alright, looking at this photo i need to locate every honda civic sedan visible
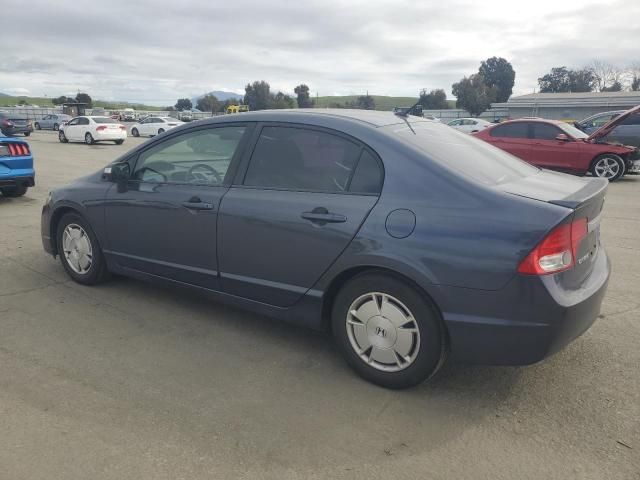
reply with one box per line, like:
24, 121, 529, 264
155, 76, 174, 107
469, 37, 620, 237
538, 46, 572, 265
42, 110, 610, 389
58, 116, 127, 145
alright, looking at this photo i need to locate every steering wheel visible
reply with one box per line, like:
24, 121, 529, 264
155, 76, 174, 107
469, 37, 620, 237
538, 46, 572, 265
188, 163, 223, 184
137, 166, 167, 183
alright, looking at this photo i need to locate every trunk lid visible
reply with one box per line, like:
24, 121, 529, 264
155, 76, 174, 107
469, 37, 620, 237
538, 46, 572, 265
496, 169, 606, 284
588, 104, 640, 142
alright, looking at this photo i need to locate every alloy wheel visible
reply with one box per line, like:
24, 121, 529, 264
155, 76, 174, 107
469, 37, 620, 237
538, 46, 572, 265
594, 157, 620, 178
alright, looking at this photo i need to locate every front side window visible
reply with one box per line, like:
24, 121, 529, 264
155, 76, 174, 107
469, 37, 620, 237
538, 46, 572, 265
490, 122, 529, 138
243, 126, 362, 192
532, 123, 562, 140
68, 118, 80, 126
132, 126, 247, 185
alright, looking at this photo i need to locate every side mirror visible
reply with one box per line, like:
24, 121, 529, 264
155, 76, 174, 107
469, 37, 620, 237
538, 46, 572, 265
555, 133, 570, 142
103, 162, 130, 182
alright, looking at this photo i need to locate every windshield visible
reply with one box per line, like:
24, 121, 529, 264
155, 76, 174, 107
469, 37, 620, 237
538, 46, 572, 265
557, 122, 589, 139
93, 117, 117, 124
389, 121, 539, 185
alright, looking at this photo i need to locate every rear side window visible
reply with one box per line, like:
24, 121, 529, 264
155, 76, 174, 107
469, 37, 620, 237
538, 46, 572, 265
490, 123, 529, 138
243, 126, 362, 192
532, 123, 561, 140
78, 117, 90, 125
349, 150, 382, 194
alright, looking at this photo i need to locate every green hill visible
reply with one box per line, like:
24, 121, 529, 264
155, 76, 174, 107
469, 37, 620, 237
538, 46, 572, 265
315, 95, 417, 111
0, 95, 163, 111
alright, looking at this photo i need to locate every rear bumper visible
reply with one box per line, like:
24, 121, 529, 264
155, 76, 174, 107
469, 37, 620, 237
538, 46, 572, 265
94, 131, 127, 141
442, 247, 610, 365
0, 169, 35, 188
1, 125, 33, 135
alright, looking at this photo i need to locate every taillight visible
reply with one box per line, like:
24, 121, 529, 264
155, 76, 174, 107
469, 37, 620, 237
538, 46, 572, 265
518, 218, 588, 275
96, 125, 107, 131
2, 143, 30, 156
119, 125, 126, 130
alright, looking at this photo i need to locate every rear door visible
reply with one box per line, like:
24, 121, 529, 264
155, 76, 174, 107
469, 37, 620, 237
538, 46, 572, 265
487, 122, 533, 161
530, 122, 584, 172
218, 124, 382, 307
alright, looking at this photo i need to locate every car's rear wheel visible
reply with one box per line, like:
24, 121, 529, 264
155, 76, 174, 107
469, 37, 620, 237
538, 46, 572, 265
158, 128, 165, 134
24, 131, 30, 137
1, 185, 27, 197
58, 131, 68, 143
53, 123, 59, 131
56, 213, 109, 285
34, 122, 41, 130
85, 133, 94, 145
114, 139, 124, 145
131, 128, 139, 137
331, 272, 446, 389
591, 154, 625, 182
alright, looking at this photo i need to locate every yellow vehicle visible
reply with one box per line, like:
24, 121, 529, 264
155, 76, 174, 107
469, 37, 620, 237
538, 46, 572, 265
226, 105, 249, 114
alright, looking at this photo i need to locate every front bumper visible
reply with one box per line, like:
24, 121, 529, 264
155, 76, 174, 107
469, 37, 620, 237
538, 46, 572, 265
442, 247, 610, 365
626, 159, 640, 174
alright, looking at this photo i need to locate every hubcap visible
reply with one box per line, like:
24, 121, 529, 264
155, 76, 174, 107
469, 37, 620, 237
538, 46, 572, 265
346, 292, 421, 372
62, 224, 93, 274
595, 157, 620, 178
85, 134, 92, 144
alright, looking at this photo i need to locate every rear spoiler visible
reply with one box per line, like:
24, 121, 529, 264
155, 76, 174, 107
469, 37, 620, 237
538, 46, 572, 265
548, 178, 608, 209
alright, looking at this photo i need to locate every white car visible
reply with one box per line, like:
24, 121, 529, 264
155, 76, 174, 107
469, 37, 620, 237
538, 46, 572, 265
130, 117, 184, 137
58, 116, 127, 145
447, 118, 493, 133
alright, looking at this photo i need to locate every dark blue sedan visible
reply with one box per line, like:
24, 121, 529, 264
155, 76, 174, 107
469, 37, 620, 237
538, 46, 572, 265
41, 110, 610, 388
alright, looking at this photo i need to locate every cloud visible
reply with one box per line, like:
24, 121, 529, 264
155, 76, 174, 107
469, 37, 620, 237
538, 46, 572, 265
0, 0, 636, 105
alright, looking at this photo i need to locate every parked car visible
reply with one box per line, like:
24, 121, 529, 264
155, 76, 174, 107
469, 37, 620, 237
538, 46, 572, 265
58, 116, 127, 145
120, 108, 136, 122
0, 134, 34, 197
42, 110, 610, 389
447, 117, 492, 133
130, 117, 184, 137
0, 111, 33, 137
34, 114, 71, 131
473, 109, 640, 181
574, 108, 640, 147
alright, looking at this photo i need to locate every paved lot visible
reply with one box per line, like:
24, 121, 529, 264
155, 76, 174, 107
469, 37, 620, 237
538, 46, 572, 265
1, 131, 639, 480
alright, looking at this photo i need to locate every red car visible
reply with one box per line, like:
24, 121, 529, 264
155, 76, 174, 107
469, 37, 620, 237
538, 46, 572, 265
474, 106, 640, 181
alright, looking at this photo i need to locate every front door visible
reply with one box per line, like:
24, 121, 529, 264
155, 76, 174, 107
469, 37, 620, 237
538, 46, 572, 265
103, 124, 250, 290
218, 125, 382, 307
530, 122, 584, 171
64, 117, 84, 141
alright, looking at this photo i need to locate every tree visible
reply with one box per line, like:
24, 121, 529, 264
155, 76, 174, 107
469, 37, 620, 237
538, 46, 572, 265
52, 95, 74, 105
590, 60, 624, 92
632, 76, 640, 91
452, 74, 497, 116
418, 89, 449, 109
601, 81, 623, 92
270, 91, 295, 109
478, 57, 515, 103
175, 98, 192, 111
196, 94, 221, 113
568, 68, 597, 92
294, 84, 314, 108
75, 92, 92, 107
538, 67, 571, 93
244, 80, 272, 111
355, 94, 375, 110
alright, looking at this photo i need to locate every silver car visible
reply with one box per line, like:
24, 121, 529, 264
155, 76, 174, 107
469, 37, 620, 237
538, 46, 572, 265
34, 114, 72, 131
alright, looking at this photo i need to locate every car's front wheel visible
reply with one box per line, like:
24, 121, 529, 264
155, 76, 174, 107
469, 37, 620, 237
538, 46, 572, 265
1, 185, 27, 197
58, 130, 68, 143
591, 154, 625, 182
331, 272, 446, 389
131, 128, 139, 137
56, 213, 109, 285
53, 123, 59, 131
34, 122, 41, 130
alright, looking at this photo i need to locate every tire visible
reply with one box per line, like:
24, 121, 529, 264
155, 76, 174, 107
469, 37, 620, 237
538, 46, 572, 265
56, 212, 109, 285
114, 139, 124, 145
24, 131, 30, 137
85, 132, 94, 145
590, 154, 625, 182
58, 130, 68, 143
131, 128, 139, 137
1, 185, 27, 197
34, 122, 41, 130
53, 123, 59, 131
331, 272, 446, 389
157, 128, 165, 135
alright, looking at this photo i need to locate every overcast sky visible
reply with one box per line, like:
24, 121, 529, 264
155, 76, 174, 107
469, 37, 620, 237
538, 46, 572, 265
1, 0, 638, 105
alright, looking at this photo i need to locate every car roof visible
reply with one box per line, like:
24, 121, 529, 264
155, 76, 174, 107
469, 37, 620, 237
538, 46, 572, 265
199, 109, 434, 128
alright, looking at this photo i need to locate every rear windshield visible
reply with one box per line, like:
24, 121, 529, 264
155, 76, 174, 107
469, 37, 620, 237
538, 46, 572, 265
92, 117, 117, 124
389, 121, 539, 185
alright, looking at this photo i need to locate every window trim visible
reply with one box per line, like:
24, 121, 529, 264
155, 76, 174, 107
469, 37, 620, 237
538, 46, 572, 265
126, 122, 253, 188
232, 121, 384, 196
